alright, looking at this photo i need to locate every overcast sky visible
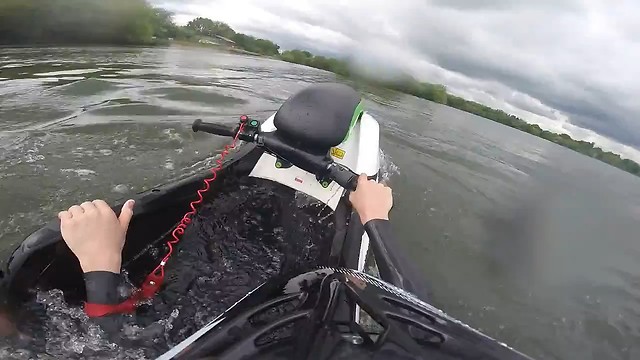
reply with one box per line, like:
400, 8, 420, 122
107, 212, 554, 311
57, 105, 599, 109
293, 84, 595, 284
151, 0, 640, 161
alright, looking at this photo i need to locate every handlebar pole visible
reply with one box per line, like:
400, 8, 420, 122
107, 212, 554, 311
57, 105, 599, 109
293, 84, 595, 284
192, 119, 359, 191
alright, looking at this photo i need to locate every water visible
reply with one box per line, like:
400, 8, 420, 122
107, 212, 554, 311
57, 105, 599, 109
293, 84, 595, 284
1, 46, 639, 359
5, 177, 338, 359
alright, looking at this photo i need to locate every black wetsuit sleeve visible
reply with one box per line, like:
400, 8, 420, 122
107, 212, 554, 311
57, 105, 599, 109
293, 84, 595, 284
364, 219, 427, 300
84, 271, 124, 335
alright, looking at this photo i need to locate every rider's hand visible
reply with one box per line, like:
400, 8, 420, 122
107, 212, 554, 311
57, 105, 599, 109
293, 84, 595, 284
349, 174, 393, 225
58, 199, 134, 273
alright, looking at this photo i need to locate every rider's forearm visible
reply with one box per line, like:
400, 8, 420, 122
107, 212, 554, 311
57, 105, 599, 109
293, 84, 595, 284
84, 271, 125, 334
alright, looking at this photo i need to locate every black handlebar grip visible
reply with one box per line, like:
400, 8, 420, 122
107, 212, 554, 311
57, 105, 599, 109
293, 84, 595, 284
329, 164, 358, 191
192, 119, 236, 137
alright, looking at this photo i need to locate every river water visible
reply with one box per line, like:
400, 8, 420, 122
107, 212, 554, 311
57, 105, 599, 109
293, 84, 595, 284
1, 46, 639, 359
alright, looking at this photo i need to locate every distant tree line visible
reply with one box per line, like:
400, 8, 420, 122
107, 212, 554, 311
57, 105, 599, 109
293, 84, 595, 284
184, 17, 280, 56
1, 0, 638, 176
0, 0, 170, 45
279, 50, 351, 77
441, 95, 640, 175
0, 0, 281, 53
280, 52, 640, 176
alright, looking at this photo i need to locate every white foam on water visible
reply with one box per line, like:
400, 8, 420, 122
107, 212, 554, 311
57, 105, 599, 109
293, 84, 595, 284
36, 77, 61, 83
34, 290, 122, 358
1, 289, 189, 359
162, 128, 183, 143
58, 76, 86, 81
379, 150, 399, 183
61, 168, 97, 177
112, 184, 129, 194
0, 348, 33, 360
22, 140, 45, 164
33, 69, 101, 77
0, 64, 24, 69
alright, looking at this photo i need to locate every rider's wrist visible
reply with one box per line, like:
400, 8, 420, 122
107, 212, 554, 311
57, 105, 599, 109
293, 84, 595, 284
80, 253, 122, 274
359, 212, 389, 225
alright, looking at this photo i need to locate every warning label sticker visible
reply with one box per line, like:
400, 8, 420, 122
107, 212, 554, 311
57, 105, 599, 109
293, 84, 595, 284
330, 147, 345, 159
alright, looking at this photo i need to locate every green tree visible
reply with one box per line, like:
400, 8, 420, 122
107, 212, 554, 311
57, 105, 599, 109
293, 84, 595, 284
431, 85, 448, 104
152, 8, 177, 38
280, 50, 313, 65
279, 50, 351, 76
210, 21, 236, 39
253, 38, 280, 55
186, 17, 216, 36
174, 26, 197, 40
184, 17, 279, 55
0, 0, 167, 45
186, 18, 236, 39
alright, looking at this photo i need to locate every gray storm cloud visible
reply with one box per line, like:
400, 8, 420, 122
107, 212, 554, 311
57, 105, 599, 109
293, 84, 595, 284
152, 0, 640, 157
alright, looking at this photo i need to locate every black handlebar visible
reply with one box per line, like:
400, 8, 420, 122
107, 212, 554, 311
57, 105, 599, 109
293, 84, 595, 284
191, 119, 359, 191
192, 119, 236, 137
327, 164, 358, 191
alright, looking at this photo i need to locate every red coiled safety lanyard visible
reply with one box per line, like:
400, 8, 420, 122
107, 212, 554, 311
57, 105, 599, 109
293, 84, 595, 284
85, 119, 247, 318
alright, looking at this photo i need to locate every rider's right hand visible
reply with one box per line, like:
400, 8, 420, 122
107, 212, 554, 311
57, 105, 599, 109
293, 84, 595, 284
349, 174, 393, 225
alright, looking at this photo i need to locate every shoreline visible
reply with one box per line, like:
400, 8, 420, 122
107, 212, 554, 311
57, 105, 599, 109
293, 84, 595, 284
2, 42, 637, 177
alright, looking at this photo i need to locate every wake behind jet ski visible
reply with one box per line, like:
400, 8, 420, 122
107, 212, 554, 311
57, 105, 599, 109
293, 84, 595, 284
0, 83, 532, 359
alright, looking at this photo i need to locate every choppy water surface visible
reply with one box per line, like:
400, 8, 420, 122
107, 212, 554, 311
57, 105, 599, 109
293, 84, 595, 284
1, 46, 639, 359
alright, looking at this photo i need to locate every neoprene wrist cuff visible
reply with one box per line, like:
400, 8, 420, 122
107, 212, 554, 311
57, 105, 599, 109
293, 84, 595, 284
84, 271, 120, 305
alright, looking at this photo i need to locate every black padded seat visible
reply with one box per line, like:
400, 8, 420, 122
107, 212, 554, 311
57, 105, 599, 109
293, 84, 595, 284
274, 83, 363, 152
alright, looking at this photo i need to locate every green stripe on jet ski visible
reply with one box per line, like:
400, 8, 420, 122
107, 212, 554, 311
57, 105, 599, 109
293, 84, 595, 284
343, 100, 364, 142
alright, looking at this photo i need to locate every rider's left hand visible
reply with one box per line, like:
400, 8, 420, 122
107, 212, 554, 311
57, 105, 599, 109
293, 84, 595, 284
58, 199, 134, 273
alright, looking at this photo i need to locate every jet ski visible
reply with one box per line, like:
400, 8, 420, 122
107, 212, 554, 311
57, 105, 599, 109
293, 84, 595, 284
0, 83, 532, 359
